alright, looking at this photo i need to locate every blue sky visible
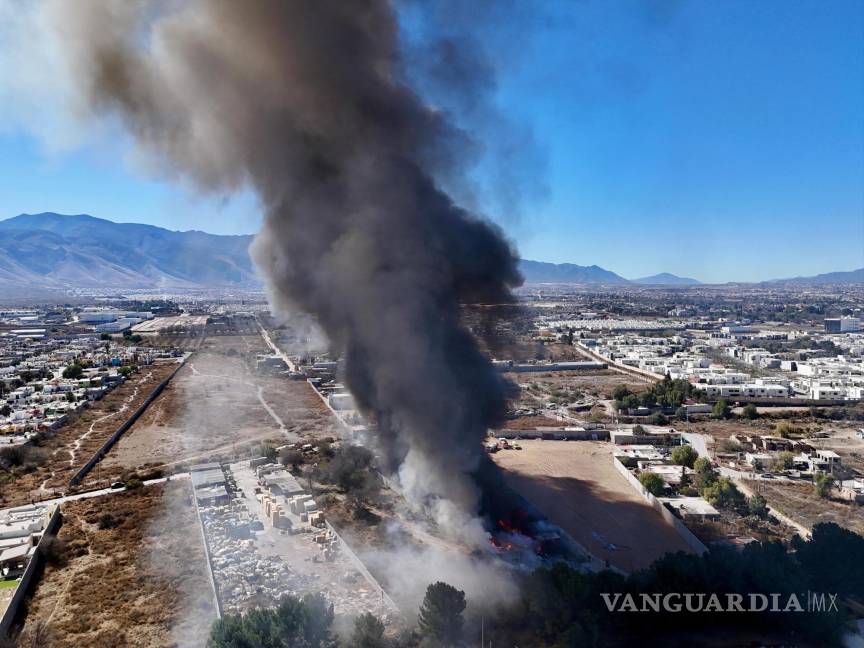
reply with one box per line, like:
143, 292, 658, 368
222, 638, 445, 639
0, 0, 862, 282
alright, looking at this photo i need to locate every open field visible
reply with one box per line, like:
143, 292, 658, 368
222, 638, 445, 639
745, 480, 864, 537
18, 482, 216, 648
493, 440, 694, 572
102, 345, 334, 473
0, 362, 179, 507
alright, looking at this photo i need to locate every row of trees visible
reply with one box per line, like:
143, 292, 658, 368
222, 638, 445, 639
613, 375, 706, 412
208, 522, 863, 647
208, 582, 467, 648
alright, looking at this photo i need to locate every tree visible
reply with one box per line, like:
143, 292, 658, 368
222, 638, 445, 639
418, 582, 466, 646
650, 413, 669, 426
639, 391, 657, 408
208, 594, 333, 648
351, 612, 387, 648
814, 473, 834, 499
612, 385, 631, 402
743, 403, 759, 420
702, 477, 745, 511
675, 406, 688, 421
62, 363, 84, 380
747, 494, 769, 518
638, 472, 666, 496
692, 457, 717, 490
713, 399, 730, 419
671, 445, 698, 468
773, 451, 795, 471
0, 404, 10, 417
280, 448, 304, 471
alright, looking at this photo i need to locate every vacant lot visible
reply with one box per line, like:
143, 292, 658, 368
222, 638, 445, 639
103, 347, 334, 472
493, 441, 694, 572
0, 362, 179, 507
19, 482, 216, 648
746, 480, 864, 537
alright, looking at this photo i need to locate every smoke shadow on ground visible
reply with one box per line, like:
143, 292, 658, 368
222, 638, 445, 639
497, 471, 697, 573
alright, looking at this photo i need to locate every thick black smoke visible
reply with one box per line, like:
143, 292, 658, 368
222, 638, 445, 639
51, 0, 522, 535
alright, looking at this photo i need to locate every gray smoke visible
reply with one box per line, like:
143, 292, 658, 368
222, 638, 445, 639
48, 0, 522, 535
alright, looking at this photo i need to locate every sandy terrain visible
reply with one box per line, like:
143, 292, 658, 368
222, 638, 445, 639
493, 440, 695, 572
103, 349, 334, 472
18, 482, 216, 648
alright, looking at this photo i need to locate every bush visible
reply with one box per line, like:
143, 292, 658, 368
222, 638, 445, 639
747, 494, 769, 518
280, 448, 304, 471
41, 537, 68, 567
638, 472, 666, 496
98, 513, 119, 530
649, 413, 668, 426
125, 478, 144, 491
775, 421, 801, 439
322, 445, 376, 493
743, 403, 759, 419
670, 445, 698, 468
62, 363, 84, 380
713, 399, 731, 419
814, 473, 834, 499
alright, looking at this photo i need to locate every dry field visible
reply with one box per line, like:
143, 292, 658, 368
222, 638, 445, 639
18, 482, 216, 648
493, 440, 694, 572
102, 346, 334, 473
511, 369, 650, 402
0, 362, 179, 507
501, 415, 567, 430
745, 480, 864, 537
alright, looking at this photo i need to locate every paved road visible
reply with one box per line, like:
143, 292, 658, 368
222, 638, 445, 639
681, 432, 710, 459
1, 473, 190, 514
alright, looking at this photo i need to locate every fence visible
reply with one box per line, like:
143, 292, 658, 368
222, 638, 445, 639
68, 360, 186, 487
0, 505, 62, 638
188, 481, 223, 620
612, 456, 709, 556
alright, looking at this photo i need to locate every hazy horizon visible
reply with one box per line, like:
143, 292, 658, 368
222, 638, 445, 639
0, 1, 862, 283
2, 210, 861, 285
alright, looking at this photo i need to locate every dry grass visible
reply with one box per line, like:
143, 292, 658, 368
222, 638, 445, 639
19, 482, 216, 648
0, 363, 179, 507
745, 479, 864, 537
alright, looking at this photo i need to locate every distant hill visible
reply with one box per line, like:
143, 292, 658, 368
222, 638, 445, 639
0, 212, 259, 290
767, 268, 864, 284
518, 260, 629, 284
632, 272, 702, 285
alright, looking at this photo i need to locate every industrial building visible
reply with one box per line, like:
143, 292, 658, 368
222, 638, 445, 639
824, 317, 861, 333
191, 463, 230, 506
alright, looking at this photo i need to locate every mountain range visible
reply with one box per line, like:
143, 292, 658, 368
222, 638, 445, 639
0, 213, 860, 291
0, 212, 258, 290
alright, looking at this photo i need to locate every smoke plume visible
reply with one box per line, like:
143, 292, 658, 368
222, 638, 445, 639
48, 0, 522, 534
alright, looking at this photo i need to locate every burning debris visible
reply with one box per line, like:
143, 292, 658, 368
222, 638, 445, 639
47, 0, 523, 542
